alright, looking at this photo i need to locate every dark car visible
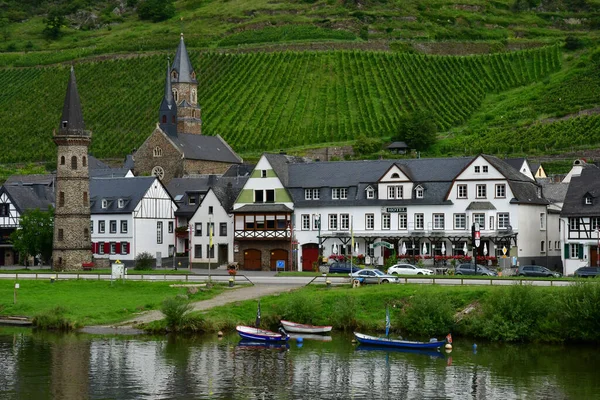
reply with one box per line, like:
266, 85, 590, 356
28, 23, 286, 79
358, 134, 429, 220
328, 262, 362, 274
455, 263, 497, 276
517, 265, 561, 278
573, 266, 600, 278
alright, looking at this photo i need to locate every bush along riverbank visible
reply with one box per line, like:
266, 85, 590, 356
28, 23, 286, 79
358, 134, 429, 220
146, 282, 600, 343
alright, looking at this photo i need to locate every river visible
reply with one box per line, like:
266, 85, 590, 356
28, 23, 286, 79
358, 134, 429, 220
0, 328, 597, 399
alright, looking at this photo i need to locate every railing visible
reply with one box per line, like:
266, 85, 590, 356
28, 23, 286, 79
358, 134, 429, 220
0, 273, 254, 285
234, 230, 290, 239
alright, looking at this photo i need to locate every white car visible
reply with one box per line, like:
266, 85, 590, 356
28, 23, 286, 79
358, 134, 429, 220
387, 263, 433, 275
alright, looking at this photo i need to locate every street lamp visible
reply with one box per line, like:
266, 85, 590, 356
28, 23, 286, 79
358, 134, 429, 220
313, 214, 322, 260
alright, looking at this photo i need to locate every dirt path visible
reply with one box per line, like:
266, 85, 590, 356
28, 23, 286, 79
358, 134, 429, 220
80, 283, 304, 335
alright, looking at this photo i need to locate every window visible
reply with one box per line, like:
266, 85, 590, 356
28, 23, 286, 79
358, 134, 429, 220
366, 214, 374, 230
366, 187, 374, 199
98, 242, 105, 255
121, 242, 128, 255
254, 190, 274, 203
90, 220, 93, 234
415, 214, 424, 230
301, 214, 310, 230
332, 188, 348, 200
172, 88, 179, 102
541, 241, 545, 252
59, 192, 65, 207
304, 189, 320, 200
101, 199, 108, 209
153, 146, 162, 157
261, 170, 267, 178
388, 186, 403, 199
497, 213, 510, 229
329, 214, 338, 230
495, 184, 506, 198
83, 156, 87, 167
569, 244, 579, 259
266, 190, 275, 202
0, 203, 8, 216
110, 220, 117, 234
457, 185, 467, 199
110, 242, 116, 254
83, 192, 88, 206
540, 213, 546, 230
60, 156, 65, 165
195, 223, 202, 236
58, 229, 64, 241
387, 186, 395, 199
157, 221, 163, 244
473, 213, 485, 230
188, 195, 196, 206
168, 221, 174, 233
382, 213, 391, 230
71, 156, 77, 170
489, 216, 494, 230
206, 244, 214, 258
120, 220, 128, 233
592, 217, 600, 230
476, 184, 487, 199
191, 89, 197, 104
195, 245, 202, 258
399, 213, 407, 230
220, 222, 227, 236
433, 213, 445, 230
254, 190, 264, 203
99, 220, 105, 233
585, 197, 592, 205
474, 166, 480, 173
568, 217, 580, 231
118, 199, 125, 208
483, 166, 488, 173
454, 214, 466, 230
415, 186, 424, 199
209, 206, 213, 215
340, 214, 350, 230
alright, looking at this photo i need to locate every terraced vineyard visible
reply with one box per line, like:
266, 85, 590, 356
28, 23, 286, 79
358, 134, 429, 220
0, 46, 560, 163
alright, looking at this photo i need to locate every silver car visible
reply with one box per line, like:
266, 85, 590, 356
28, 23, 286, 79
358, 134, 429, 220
387, 263, 433, 275
349, 269, 399, 284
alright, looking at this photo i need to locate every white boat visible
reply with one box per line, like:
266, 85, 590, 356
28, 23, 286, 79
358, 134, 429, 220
280, 320, 333, 334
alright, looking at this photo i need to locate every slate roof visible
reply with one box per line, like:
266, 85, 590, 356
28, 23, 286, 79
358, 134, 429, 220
90, 176, 156, 214
466, 201, 497, 210
561, 165, 600, 217
4, 174, 54, 186
159, 60, 177, 137
90, 168, 130, 178
503, 158, 526, 172
172, 34, 197, 84
482, 155, 547, 205
223, 163, 255, 178
386, 141, 409, 149
58, 66, 88, 136
1, 185, 54, 213
88, 155, 111, 170
537, 178, 569, 204
264, 153, 308, 187
123, 154, 135, 171
172, 133, 242, 164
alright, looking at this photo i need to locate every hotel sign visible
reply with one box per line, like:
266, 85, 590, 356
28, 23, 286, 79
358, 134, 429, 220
385, 207, 407, 213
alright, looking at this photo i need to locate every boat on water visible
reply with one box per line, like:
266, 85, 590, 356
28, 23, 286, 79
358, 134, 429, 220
280, 320, 333, 334
236, 325, 290, 342
353, 332, 446, 349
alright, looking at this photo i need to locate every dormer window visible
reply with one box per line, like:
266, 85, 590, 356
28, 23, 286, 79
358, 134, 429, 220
102, 199, 108, 209
332, 188, 348, 200
189, 195, 196, 206
366, 187, 374, 199
415, 186, 424, 199
118, 199, 125, 208
585, 197, 592, 205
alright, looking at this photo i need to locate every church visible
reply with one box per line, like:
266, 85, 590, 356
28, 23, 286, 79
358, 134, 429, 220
133, 34, 242, 184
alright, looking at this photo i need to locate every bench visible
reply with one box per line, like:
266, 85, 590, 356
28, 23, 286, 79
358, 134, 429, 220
82, 262, 94, 271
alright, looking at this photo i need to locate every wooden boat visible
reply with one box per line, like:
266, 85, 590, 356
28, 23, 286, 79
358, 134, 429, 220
236, 325, 289, 342
280, 320, 333, 334
353, 332, 446, 349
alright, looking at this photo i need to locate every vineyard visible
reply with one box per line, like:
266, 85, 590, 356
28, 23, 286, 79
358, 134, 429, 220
0, 46, 563, 163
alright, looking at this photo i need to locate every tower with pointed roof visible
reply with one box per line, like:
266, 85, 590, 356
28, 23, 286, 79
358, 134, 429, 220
52, 67, 92, 271
171, 33, 201, 135
159, 60, 178, 136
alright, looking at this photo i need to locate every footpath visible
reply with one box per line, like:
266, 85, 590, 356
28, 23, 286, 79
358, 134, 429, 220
80, 282, 305, 335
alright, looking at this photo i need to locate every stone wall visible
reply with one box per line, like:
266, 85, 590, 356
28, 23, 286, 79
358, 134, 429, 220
184, 159, 235, 176
134, 128, 184, 184
53, 249, 92, 271
303, 146, 354, 161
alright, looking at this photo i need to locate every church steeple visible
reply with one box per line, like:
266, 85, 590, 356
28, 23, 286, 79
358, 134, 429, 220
159, 59, 177, 136
171, 33, 197, 83
59, 66, 86, 135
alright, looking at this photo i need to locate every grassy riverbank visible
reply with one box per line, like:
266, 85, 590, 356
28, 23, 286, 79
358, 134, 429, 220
167, 282, 600, 344
0, 279, 223, 328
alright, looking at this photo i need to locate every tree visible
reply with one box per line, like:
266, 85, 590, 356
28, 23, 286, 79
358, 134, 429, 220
137, 0, 175, 22
396, 111, 438, 151
43, 7, 66, 40
10, 207, 54, 266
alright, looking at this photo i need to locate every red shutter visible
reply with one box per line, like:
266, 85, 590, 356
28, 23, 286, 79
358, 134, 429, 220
91, 243, 95, 253
115, 242, 121, 254
104, 242, 110, 254
126, 242, 130, 254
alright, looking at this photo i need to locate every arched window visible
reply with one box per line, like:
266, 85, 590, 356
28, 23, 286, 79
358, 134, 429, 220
391, 173, 400, 179
83, 192, 88, 205
191, 71, 196, 80
162, 115, 167, 123
153, 146, 162, 157
191, 89, 197, 104
171, 71, 178, 80
172, 89, 179, 103
60, 156, 65, 165
82, 156, 87, 167
59, 192, 65, 207
71, 156, 77, 170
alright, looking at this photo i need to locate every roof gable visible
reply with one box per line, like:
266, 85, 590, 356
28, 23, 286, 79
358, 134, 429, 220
378, 163, 412, 182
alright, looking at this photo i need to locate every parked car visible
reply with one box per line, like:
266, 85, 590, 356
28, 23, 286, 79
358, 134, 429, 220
573, 266, 600, 278
455, 263, 498, 276
387, 263, 433, 275
328, 262, 362, 274
349, 269, 398, 284
517, 265, 562, 278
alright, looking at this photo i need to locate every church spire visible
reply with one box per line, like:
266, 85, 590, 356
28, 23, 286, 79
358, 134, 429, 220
59, 66, 86, 135
159, 59, 178, 136
171, 33, 197, 83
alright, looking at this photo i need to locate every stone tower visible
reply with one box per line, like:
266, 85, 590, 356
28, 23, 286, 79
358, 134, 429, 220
171, 33, 202, 135
52, 66, 92, 271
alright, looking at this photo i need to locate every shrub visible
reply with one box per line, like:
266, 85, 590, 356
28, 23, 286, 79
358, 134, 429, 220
33, 306, 75, 331
556, 282, 600, 342
399, 293, 455, 337
134, 252, 155, 270
137, 0, 175, 22
279, 292, 320, 324
161, 295, 193, 330
331, 294, 358, 331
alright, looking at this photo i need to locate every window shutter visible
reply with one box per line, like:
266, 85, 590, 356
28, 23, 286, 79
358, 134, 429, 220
104, 242, 110, 254
126, 242, 130, 254
564, 244, 569, 259
115, 242, 121, 254
92, 243, 96, 253
578, 244, 584, 259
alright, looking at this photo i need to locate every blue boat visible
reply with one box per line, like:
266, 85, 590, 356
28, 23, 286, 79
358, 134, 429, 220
236, 325, 290, 342
353, 332, 446, 349
356, 344, 445, 358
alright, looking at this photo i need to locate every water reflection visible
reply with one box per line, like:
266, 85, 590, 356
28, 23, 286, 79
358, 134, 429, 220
0, 329, 598, 399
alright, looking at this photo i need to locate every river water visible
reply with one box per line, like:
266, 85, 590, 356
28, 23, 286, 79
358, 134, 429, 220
0, 328, 597, 399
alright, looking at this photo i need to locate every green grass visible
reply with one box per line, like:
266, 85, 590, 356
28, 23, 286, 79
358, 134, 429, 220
0, 279, 224, 327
